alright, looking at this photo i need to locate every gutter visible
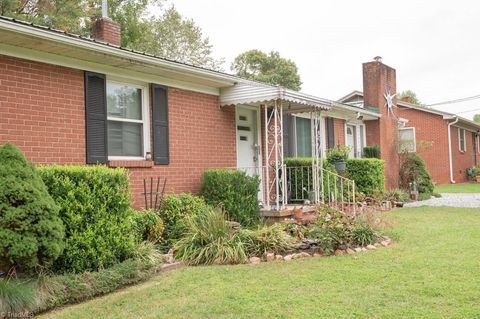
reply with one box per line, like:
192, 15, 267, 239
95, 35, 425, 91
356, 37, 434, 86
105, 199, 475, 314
447, 116, 459, 183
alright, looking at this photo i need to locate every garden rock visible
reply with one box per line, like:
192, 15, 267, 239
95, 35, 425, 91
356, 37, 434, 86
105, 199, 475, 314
284, 254, 294, 261
266, 253, 275, 262
361, 247, 368, 252
227, 221, 241, 229
367, 245, 377, 250
346, 248, 355, 254
299, 252, 311, 258
381, 241, 389, 247
275, 254, 284, 261
249, 257, 261, 264
354, 247, 362, 253
334, 249, 345, 256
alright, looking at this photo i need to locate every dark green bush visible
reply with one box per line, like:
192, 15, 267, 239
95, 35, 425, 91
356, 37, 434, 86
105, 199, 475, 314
399, 153, 434, 195
200, 169, 260, 227
131, 210, 164, 244
0, 143, 64, 273
239, 223, 294, 257
38, 165, 135, 273
363, 145, 381, 159
161, 193, 211, 247
174, 208, 248, 265
284, 158, 336, 202
346, 158, 385, 196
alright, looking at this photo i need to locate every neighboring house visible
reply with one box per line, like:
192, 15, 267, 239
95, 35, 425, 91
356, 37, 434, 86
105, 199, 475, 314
338, 60, 480, 186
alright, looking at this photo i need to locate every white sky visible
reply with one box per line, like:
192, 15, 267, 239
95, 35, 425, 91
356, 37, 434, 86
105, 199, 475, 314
159, 0, 480, 119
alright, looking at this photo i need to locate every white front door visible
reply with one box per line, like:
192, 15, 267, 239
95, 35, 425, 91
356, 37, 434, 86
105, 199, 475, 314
236, 106, 263, 202
346, 125, 356, 158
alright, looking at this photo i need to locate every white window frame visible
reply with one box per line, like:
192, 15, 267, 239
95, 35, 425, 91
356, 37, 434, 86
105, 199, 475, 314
477, 135, 480, 154
458, 128, 466, 153
292, 114, 313, 157
345, 122, 366, 158
106, 78, 151, 160
398, 127, 416, 153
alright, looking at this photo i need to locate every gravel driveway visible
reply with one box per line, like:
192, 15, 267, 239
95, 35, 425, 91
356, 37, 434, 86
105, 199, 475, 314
404, 193, 480, 208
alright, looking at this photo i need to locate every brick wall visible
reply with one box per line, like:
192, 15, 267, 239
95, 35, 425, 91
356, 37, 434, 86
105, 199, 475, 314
0, 55, 237, 209
365, 119, 380, 146
0, 55, 86, 164
450, 126, 477, 183
333, 118, 346, 146
397, 107, 450, 185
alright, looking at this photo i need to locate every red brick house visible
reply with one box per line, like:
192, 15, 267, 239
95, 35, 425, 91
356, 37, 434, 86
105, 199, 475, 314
1, 15, 381, 210
338, 58, 480, 186
1, 15, 476, 211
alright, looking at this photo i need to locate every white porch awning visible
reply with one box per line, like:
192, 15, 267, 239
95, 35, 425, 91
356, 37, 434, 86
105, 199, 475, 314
219, 82, 331, 111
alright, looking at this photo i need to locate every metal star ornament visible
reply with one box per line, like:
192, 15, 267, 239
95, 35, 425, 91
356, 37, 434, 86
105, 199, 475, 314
384, 89, 396, 115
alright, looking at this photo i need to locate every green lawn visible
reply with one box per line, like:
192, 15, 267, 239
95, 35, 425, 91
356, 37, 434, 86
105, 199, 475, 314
41, 207, 480, 319
435, 182, 480, 193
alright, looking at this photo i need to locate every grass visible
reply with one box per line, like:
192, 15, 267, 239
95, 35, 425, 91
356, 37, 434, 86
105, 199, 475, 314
434, 182, 480, 193
40, 207, 480, 319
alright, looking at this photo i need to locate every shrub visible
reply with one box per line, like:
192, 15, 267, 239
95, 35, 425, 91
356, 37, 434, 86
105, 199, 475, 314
200, 169, 260, 227
0, 279, 37, 313
473, 164, 480, 177
239, 223, 294, 257
346, 158, 385, 196
0, 143, 64, 273
352, 225, 377, 247
161, 194, 211, 247
399, 153, 434, 195
131, 210, 164, 244
384, 188, 410, 203
326, 145, 350, 164
363, 145, 381, 159
38, 165, 135, 273
309, 205, 353, 253
174, 208, 248, 265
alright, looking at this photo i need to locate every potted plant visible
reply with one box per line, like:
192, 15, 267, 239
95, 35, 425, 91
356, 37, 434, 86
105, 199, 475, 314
327, 145, 350, 172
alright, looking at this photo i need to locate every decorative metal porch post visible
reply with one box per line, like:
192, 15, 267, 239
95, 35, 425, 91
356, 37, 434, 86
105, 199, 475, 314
263, 100, 285, 211
311, 109, 323, 204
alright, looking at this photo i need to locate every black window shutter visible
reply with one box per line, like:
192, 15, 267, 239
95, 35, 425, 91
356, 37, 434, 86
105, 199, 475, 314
151, 84, 169, 165
283, 114, 294, 157
85, 72, 107, 164
327, 117, 335, 149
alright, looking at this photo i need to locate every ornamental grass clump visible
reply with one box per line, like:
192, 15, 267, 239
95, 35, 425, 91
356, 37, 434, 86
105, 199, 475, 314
239, 223, 294, 257
174, 208, 248, 266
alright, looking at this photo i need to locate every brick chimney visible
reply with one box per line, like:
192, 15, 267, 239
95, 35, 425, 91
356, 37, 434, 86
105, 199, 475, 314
362, 57, 400, 189
91, 1, 121, 46
400, 96, 413, 104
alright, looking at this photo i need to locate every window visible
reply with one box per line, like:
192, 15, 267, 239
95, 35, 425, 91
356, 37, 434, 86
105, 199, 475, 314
399, 127, 416, 153
477, 135, 480, 154
295, 117, 312, 157
107, 81, 149, 158
458, 128, 466, 152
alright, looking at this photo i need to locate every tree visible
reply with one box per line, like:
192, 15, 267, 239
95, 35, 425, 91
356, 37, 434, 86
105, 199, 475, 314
231, 50, 302, 91
0, 1, 223, 70
397, 90, 422, 105
138, 6, 224, 70
473, 114, 480, 123
0, 143, 64, 273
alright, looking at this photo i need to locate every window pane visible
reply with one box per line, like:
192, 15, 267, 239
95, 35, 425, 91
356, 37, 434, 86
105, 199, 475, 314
107, 83, 142, 120
108, 121, 143, 156
399, 128, 415, 152
296, 117, 312, 157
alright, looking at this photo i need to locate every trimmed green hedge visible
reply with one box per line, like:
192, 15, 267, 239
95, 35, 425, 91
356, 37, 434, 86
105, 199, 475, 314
346, 158, 385, 196
200, 169, 260, 227
39, 165, 136, 273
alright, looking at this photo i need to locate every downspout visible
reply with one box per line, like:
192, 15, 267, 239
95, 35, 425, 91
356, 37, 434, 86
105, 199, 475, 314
447, 116, 459, 183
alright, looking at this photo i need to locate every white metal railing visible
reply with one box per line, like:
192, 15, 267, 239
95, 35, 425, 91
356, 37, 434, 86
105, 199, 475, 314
285, 165, 356, 213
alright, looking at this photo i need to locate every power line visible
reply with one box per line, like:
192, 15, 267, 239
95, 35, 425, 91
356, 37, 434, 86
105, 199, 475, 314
457, 107, 480, 114
425, 94, 480, 107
